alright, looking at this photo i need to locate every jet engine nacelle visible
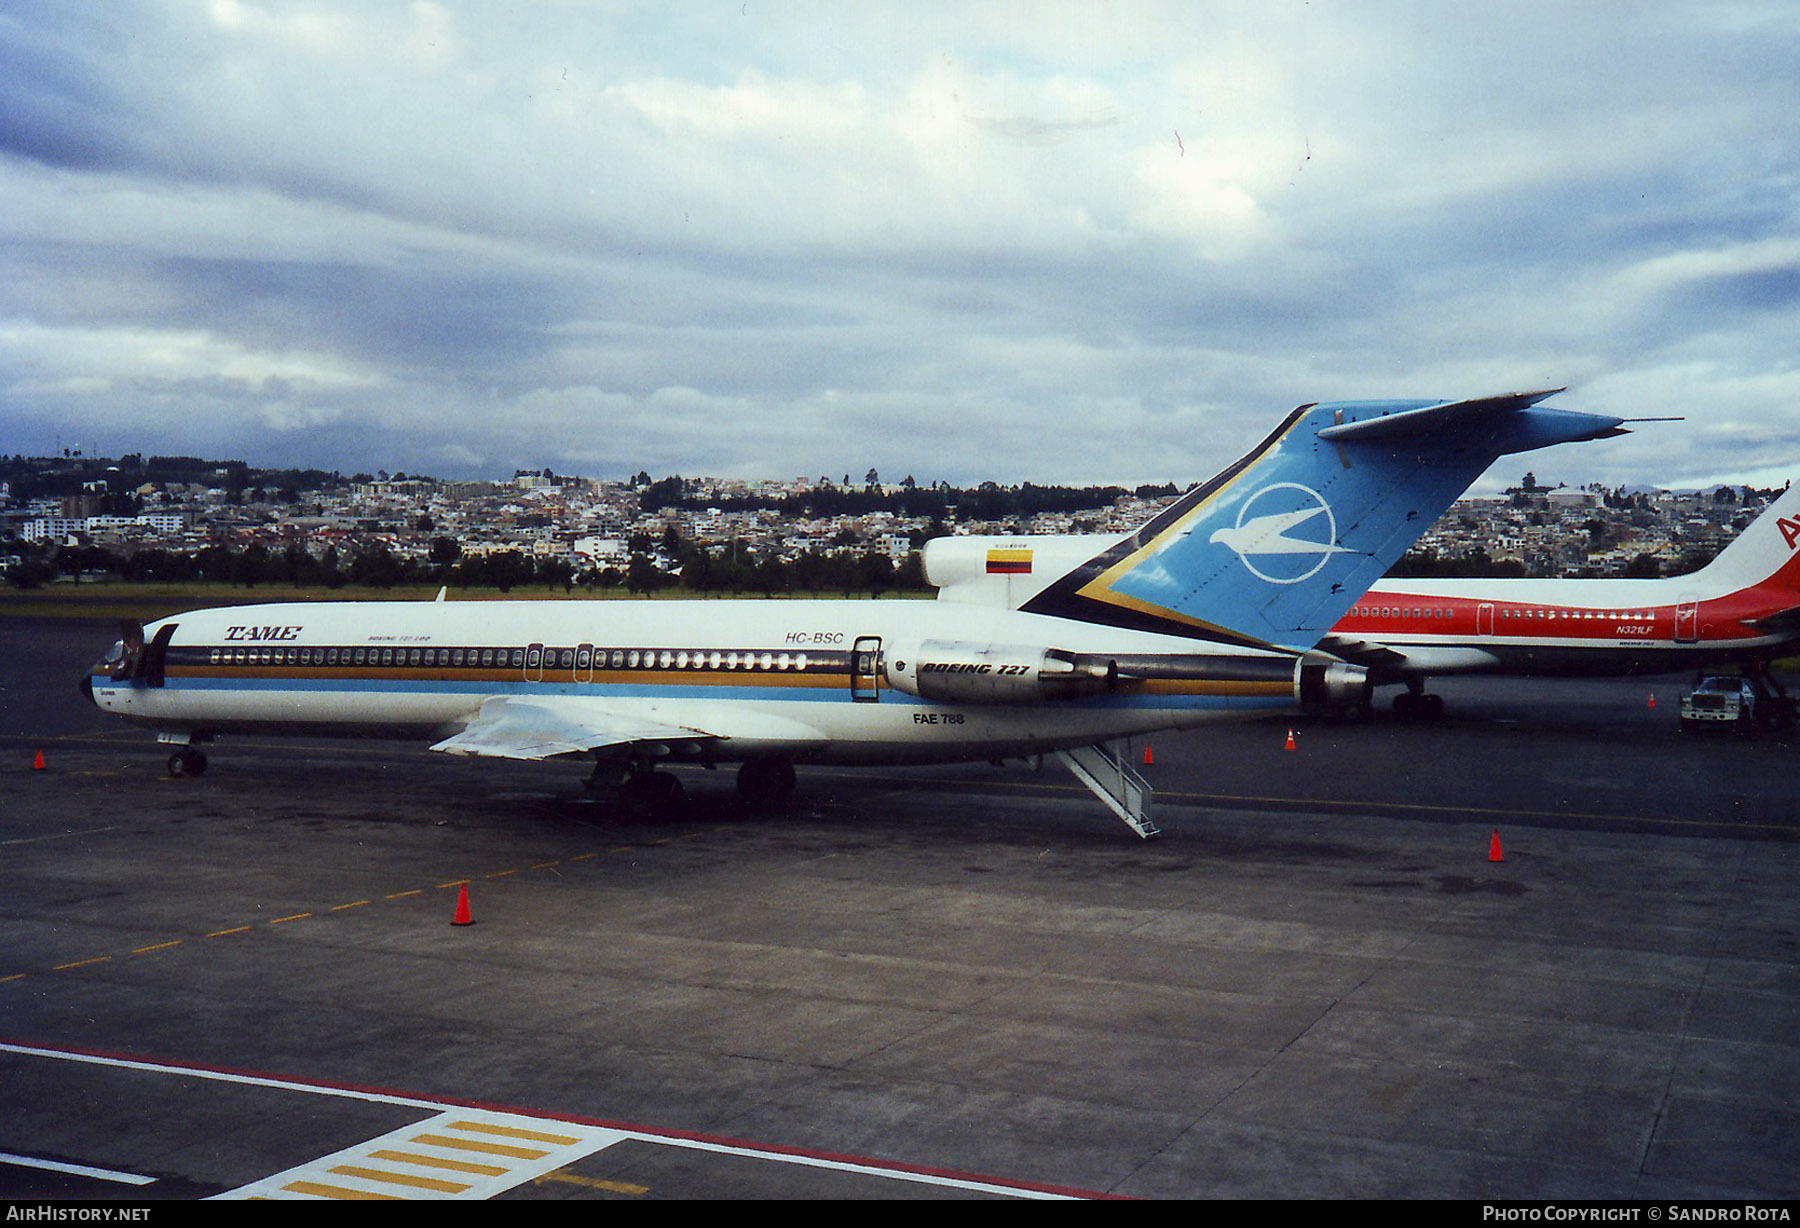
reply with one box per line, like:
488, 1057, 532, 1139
885, 640, 1121, 704
1296, 653, 1373, 709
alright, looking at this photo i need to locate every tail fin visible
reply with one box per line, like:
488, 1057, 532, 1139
1686, 482, 1800, 596
1021, 390, 1626, 651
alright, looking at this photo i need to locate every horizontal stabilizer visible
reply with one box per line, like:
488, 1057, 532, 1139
1315, 389, 1626, 450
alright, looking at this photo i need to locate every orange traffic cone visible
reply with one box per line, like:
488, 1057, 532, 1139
451, 883, 474, 927
1284, 729, 1296, 751
1142, 744, 1154, 767
1489, 830, 1505, 863
32, 749, 45, 771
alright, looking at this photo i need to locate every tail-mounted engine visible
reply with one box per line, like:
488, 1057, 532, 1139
1296, 652, 1372, 709
885, 640, 1122, 704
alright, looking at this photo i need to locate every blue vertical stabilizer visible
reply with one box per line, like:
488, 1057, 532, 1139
1022, 390, 1626, 651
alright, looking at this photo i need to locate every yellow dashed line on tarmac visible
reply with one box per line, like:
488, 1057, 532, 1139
52, 956, 110, 971
534, 1170, 649, 1195
5, 828, 733, 987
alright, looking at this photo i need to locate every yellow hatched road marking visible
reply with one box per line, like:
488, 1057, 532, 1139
368, 1149, 507, 1177
327, 1164, 470, 1194
410, 1132, 548, 1160
213, 1109, 632, 1200
280, 1180, 399, 1200
448, 1119, 583, 1145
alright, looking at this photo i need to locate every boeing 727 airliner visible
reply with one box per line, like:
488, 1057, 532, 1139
85, 390, 1623, 836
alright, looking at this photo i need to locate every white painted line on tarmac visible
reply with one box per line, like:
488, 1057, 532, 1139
0, 1151, 155, 1185
1, 1041, 1093, 1200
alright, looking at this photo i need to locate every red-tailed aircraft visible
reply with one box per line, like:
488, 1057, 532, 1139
1317, 483, 1800, 718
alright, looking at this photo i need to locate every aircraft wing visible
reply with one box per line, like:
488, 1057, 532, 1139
430, 696, 710, 760
1312, 635, 1410, 670
1749, 605, 1800, 632
429, 695, 833, 762
1313, 636, 1504, 680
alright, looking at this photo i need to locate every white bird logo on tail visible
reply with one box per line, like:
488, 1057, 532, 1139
1209, 483, 1349, 584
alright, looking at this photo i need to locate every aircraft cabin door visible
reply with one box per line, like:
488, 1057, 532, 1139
525, 642, 545, 683
1675, 601, 1699, 644
850, 636, 883, 702
1476, 603, 1495, 636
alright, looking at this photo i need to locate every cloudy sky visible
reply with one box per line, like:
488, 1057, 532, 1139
3, 2, 1798, 492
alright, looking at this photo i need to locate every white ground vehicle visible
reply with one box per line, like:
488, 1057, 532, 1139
1679, 675, 1758, 731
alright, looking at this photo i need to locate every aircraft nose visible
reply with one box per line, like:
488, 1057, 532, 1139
79, 674, 96, 706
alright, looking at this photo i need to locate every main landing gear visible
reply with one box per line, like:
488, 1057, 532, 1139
587, 754, 798, 822
735, 757, 797, 813
166, 748, 208, 777
1391, 687, 1446, 720
587, 758, 686, 823
1742, 662, 1797, 731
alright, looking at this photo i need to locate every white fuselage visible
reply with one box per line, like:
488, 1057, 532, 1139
87, 597, 1316, 766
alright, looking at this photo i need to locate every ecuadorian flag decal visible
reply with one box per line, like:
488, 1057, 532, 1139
986, 548, 1033, 575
